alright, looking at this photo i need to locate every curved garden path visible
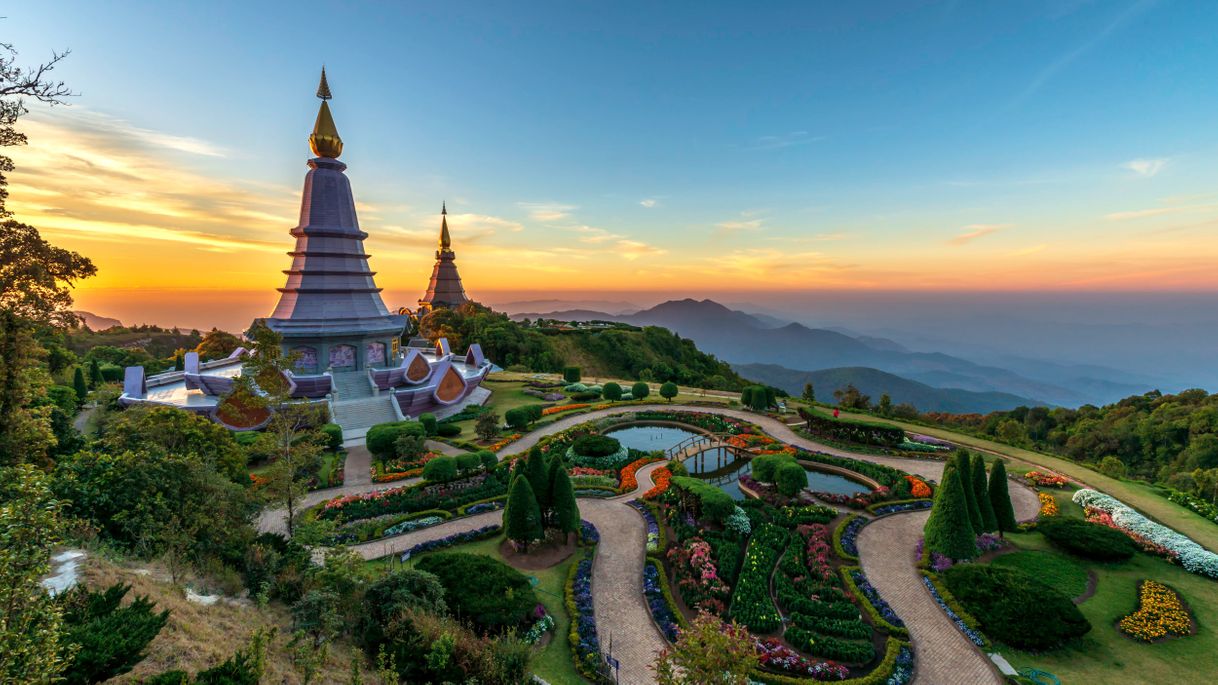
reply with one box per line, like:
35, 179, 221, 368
257, 403, 1042, 684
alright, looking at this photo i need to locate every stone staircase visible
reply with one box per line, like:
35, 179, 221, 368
331, 370, 374, 401
331, 396, 399, 436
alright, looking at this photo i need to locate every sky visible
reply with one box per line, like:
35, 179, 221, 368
6, 0, 1218, 332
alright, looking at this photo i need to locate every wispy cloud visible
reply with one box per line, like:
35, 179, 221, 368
639, 198, 658, 208
949, 224, 1008, 245
517, 202, 576, 222
1106, 206, 1181, 221
1122, 158, 1168, 177
1009, 244, 1047, 257
746, 131, 824, 150
616, 239, 666, 260
571, 225, 624, 244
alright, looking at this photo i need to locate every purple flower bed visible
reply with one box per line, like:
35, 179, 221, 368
642, 563, 680, 642
921, 575, 986, 646
580, 519, 600, 546
755, 638, 849, 681
839, 516, 867, 557
887, 644, 914, 685
871, 500, 933, 516
464, 501, 504, 515
399, 524, 501, 562
976, 533, 1003, 553
628, 499, 661, 552
572, 556, 601, 665
908, 433, 953, 447
850, 569, 905, 629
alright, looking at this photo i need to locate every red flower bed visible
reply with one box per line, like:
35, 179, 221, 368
1025, 470, 1069, 487
643, 467, 672, 500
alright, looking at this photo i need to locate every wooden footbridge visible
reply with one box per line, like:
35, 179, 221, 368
664, 432, 752, 473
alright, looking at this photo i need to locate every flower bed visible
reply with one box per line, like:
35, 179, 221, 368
643, 466, 672, 500
398, 524, 501, 561
619, 455, 664, 493
630, 410, 750, 435
628, 499, 662, 553
1118, 580, 1193, 642
457, 497, 505, 516
1074, 488, 1218, 579
1025, 470, 1069, 488
570, 466, 613, 477
319, 476, 506, 522
897, 439, 948, 453
668, 537, 732, 615
835, 515, 865, 561
488, 433, 523, 452
579, 519, 600, 546
523, 612, 555, 644
842, 567, 907, 638
754, 638, 849, 681
541, 403, 590, 417
566, 552, 602, 680
904, 475, 932, 499
1038, 491, 1059, 517
812, 491, 874, 509
921, 574, 987, 647
1166, 488, 1218, 523
729, 523, 789, 632
907, 433, 953, 447
867, 499, 932, 517
643, 560, 683, 642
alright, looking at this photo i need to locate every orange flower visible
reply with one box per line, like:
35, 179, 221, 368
619, 456, 664, 492
644, 467, 672, 500
905, 475, 932, 498
489, 433, 523, 452
542, 403, 590, 416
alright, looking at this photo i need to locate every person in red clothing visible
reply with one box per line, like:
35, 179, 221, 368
832, 408, 840, 418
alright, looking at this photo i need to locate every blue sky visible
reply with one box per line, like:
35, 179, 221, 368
6, 0, 1218, 329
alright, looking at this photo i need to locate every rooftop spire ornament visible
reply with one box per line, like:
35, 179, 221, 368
308, 68, 343, 158
440, 202, 451, 251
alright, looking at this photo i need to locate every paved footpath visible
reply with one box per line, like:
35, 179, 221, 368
857, 485, 1040, 685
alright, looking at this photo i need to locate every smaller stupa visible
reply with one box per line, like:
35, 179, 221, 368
416, 203, 471, 315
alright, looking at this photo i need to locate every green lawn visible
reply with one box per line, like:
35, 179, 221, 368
832, 408, 1218, 553
367, 534, 587, 684
991, 530, 1218, 684
991, 550, 1089, 599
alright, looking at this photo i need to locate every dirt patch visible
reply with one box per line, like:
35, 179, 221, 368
1074, 569, 1099, 604
499, 536, 577, 570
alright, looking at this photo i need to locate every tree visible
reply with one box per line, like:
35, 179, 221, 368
603, 382, 622, 402
504, 475, 543, 552
58, 583, 168, 685
0, 465, 73, 682
1098, 455, 1126, 479
88, 358, 102, 388
632, 381, 650, 400
475, 411, 500, 441
525, 447, 551, 522
99, 405, 247, 482
877, 393, 892, 417
988, 458, 1018, 536
418, 413, 437, 436
660, 381, 678, 402
774, 460, 806, 497
551, 464, 580, 538
72, 366, 87, 404
832, 384, 871, 411
801, 382, 815, 403
923, 458, 979, 560
970, 453, 997, 533
194, 328, 241, 360
563, 366, 581, 383
653, 612, 758, 685
954, 451, 984, 535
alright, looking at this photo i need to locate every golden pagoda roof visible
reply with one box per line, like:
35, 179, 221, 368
439, 202, 452, 251
309, 68, 342, 158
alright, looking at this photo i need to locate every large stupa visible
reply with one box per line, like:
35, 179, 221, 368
258, 69, 407, 372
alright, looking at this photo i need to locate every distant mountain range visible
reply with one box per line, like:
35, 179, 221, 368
735, 363, 1036, 414
75, 311, 123, 330
512, 298, 1152, 411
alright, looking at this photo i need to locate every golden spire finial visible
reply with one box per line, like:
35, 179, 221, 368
439, 203, 452, 251
308, 67, 343, 158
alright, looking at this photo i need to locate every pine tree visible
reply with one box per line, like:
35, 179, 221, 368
551, 466, 580, 539
988, 458, 1019, 536
924, 458, 979, 560
88, 358, 102, 388
72, 367, 88, 404
954, 451, 984, 535
971, 453, 997, 532
801, 382, 815, 403
505, 476, 543, 553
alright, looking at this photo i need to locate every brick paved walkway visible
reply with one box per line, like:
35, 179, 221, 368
344, 444, 372, 487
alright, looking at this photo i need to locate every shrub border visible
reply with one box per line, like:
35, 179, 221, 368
918, 570, 989, 648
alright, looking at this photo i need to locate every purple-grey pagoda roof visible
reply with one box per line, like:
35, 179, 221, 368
261, 81, 405, 340
417, 203, 470, 312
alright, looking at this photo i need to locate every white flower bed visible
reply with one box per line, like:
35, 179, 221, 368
1073, 489, 1218, 579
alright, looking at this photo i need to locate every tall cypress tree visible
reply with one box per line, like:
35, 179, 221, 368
924, 457, 979, 560
88, 358, 102, 387
526, 447, 551, 523
551, 466, 580, 539
953, 451, 984, 535
505, 475, 543, 553
971, 453, 998, 532
72, 367, 88, 403
988, 458, 1019, 536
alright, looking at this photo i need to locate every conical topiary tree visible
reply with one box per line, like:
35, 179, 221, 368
551, 465, 580, 539
971, 453, 997, 532
924, 457, 979, 560
988, 458, 1018, 537
526, 447, 551, 523
73, 366, 88, 403
505, 474, 543, 553
954, 450, 984, 535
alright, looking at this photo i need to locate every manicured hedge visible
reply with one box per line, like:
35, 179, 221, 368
940, 564, 1091, 650
784, 628, 874, 663
793, 449, 912, 498
728, 523, 789, 632
798, 407, 905, 447
414, 552, 539, 633
1037, 516, 1138, 562
365, 420, 426, 458
670, 476, 735, 524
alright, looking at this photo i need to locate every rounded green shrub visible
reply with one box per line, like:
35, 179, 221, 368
319, 423, 343, 451
366, 420, 426, 458
941, 564, 1091, 650
435, 423, 461, 438
419, 413, 438, 436
571, 434, 621, 458
1037, 517, 1137, 562
477, 450, 499, 471
631, 382, 650, 400
751, 453, 792, 483
563, 366, 581, 383
422, 455, 458, 482
775, 460, 807, 497
413, 552, 539, 633
455, 452, 481, 472
603, 382, 623, 402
